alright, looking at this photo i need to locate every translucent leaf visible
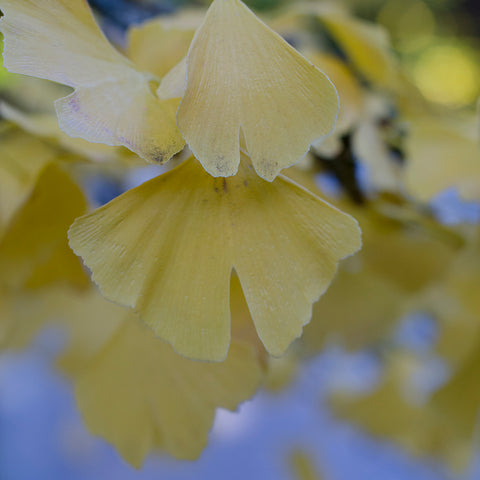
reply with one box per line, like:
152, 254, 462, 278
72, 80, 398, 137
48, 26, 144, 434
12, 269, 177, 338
290, 450, 324, 480
0, 102, 136, 164
405, 116, 480, 201
76, 317, 262, 466
303, 265, 403, 352
0, 0, 184, 163
0, 286, 263, 466
317, 10, 398, 88
69, 156, 361, 361
332, 349, 477, 471
127, 18, 194, 79
177, 0, 339, 181
0, 163, 88, 289
0, 126, 57, 231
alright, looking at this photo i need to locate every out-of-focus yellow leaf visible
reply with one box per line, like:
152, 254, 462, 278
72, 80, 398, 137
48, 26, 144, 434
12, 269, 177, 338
0, 103, 137, 165
332, 346, 480, 471
126, 18, 194, 79
316, 9, 399, 89
0, 126, 58, 232
303, 263, 404, 352
309, 53, 364, 158
0, 286, 264, 466
286, 172, 458, 353
290, 450, 324, 480
177, 0, 339, 181
0, 163, 88, 289
429, 342, 480, 469
76, 317, 262, 466
310, 53, 363, 136
354, 202, 459, 294
331, 353, 442, 456
69, 156, 361, 361
405, 116, 480, 201
264, 351, 299, 392
0, 0, 184, 163
413, 231, 480, 367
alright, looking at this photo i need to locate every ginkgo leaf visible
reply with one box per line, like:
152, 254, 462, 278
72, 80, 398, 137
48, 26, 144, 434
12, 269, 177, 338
177, 0, 339, 181
75, 317, 263, 466
0, 163, 87, 289
0, 125, 58, 232
316, 10, 398, 89
0, 0, 184, 163
69, 155, 361, 361
127, 18, 194, 79
60, 287, 263, 466
429, 342, 480, 468
351, 201, 460, 294
405, 116, 480, 201
0, 285, 263, 466
157, 57, 187, 100
290, 450, 324, 480
302, 264, 404, 353
308, 53, 363, 138
331, 348, 478, 471
331, 353, 440, 456
308, 53, 363, 159
0, 102, 137, 164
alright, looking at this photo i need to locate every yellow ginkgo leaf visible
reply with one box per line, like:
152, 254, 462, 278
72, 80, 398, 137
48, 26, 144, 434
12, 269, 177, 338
331, 354, 441, 458
290, 450, 324, 480
0, 163, 87, 289
76, 317, 262, 466
176, 0, 339, 181
332, 348, 479, 471
69, 156, 361, 361
127, 18, 194, 80
316, 10, 398, 89
442, 234, 480, 317
0, 0, 184, 163
302, 264, 404, 353
429, 343, 480, 467
405, 116, 480, 202
0, 125, 58, 232
308, 53, 364, 159
0, 102, 137, 164
0, 285, 263, 466
353, 201, 460, 294
308, 52, 363, 138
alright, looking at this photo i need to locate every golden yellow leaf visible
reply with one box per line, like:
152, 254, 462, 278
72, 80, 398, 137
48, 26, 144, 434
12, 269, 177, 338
332, 348, 478, 471
0, 163, 87, 289
264, 352, 299, 392
303, 264, 404, 352
282, 175, 459, 353
76, 317, 262, 466
0, 285, 263, 466
415, 232, 480, 367
308, 53, 363, 159
290, 450, 324, 480
157, 57, 187, 100
308, 53, 363, 138
126, 18, 194, 79
177, 0, 339, 181
331, 354, 441, 457
405, 116, 480, 201
317, 10, 398, 89
353, 202, 459, 294
0, 0, 184, 163
0, 102, 137, 164
0, 126, 58, 232
69, 156, 361, 361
